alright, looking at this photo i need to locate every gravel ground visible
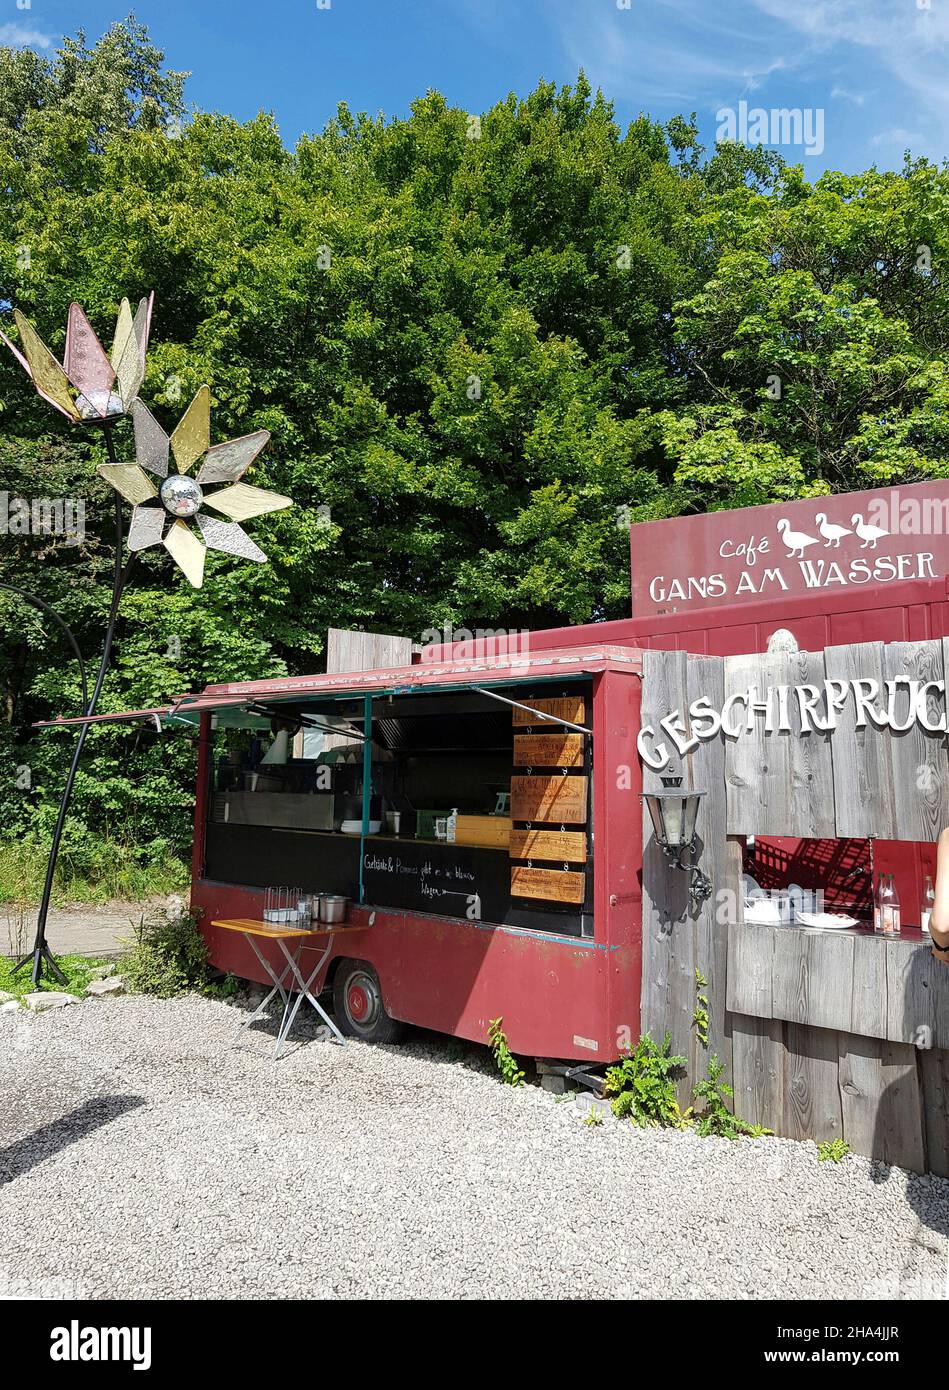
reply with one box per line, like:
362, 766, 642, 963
1, 993, 947, 1300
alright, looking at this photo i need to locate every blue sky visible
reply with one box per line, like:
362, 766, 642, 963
3, 0, 947, 175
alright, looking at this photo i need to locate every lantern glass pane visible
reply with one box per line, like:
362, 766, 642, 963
683, 794, 702, 844
646, 795, 666, 844
661, 796, 686, 847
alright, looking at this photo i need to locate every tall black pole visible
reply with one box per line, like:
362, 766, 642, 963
13, 423, 135, 987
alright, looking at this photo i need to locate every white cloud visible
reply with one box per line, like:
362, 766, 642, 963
551, 3, 790, 107
742, 56, 787, 94
0, 23, 53, 50
748, 0, 949, 141
831, 85, 866, 106
870, 126, 926, 149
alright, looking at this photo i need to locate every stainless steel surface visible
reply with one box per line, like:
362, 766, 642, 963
319, 894, 349, 924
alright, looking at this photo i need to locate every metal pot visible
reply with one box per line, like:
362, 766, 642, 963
319, 894, 349, 925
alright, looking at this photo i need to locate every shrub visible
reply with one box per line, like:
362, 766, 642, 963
119, 905, 209, 998
604, 1033, 690, 1128
0, 833, 189, 905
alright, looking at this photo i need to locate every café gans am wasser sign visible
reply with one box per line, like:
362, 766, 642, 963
638, 674, 949, 772
628, 480, 949, 617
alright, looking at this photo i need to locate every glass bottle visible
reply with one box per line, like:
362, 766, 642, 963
882, 874, 901, 936
878, 872, 889, 939
922, 875, 935, 936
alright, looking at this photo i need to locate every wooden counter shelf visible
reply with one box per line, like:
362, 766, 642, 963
727, 919, 948, 1048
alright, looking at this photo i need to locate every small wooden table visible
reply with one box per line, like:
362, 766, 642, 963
212, 919, 365, 1059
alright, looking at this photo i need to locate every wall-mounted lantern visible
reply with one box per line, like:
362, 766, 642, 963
641, 775, 713, 906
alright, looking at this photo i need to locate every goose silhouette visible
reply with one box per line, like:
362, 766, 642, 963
777, 518, 819, 559
815, 512, 851, 548
851, 513, 889, 550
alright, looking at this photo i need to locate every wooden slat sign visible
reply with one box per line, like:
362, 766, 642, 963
511, 696, 585, 727
511, 866, 585, 904
509, 829, 587, 863
510, 774, 588, 824
513, 733, 584, 767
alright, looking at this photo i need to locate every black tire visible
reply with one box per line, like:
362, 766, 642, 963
332, 960, 406, 1043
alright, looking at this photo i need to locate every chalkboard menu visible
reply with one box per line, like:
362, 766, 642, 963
362, 839, 504, 920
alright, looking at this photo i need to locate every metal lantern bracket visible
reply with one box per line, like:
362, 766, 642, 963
641, 774, 713, 908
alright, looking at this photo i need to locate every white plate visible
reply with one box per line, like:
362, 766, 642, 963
795, 911, 859, 930
340, 819, 382, 835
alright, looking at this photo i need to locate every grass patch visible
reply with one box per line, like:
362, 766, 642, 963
0, 952, 110, 1000
0, 838, 189, 905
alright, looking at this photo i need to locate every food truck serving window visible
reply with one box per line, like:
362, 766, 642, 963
202, 680, 595, 937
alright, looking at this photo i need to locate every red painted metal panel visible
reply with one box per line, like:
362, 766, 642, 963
594, 670, 644, 1051
421, 576, 949, 666
193, 881, 616, 1061
192, 712, 211, 886
874, 840, 937, 927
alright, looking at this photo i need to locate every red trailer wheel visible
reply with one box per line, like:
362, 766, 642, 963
333, 960, 405, 1043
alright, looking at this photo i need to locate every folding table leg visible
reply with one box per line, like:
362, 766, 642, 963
273, 938, 347, 1055
235, 933, 292, 1041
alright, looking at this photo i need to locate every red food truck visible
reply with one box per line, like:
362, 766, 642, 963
62, 479, 949, 1065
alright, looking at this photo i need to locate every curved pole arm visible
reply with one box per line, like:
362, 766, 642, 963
0, 584, 89, 714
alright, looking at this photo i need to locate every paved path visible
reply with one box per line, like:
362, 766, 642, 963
1, 900, 159, 959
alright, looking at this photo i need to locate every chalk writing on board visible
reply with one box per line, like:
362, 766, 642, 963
363, 853, 477, 903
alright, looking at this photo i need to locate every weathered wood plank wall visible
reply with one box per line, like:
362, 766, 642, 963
721, 639, 949, 838
641, 639, 949, 1174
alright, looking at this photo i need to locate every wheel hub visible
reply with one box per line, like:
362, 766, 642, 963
346, 972, 379, 1028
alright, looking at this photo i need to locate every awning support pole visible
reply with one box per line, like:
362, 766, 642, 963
358, 692, 372, 903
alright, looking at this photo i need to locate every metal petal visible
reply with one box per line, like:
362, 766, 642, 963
171, 386, 211, 474
64, 303, 115, 405
132, 400, 170, 478
196, 429, 271, 486
12, 310, 81, 421
163, 519, 206, 588
196, 513, 266, 562
138, 292, 154, 358
201, 482, 292, 522
110, 298, 134, 369
115, 297, 151, 408
127, 504, 166, 551
96, 463, 158, 505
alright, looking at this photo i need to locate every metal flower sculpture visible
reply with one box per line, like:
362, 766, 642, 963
95, 388, 292, 587
0, 295, 153, 422
1, 291, 294, 985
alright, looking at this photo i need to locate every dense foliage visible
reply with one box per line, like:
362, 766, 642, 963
1, 18, 948, 879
